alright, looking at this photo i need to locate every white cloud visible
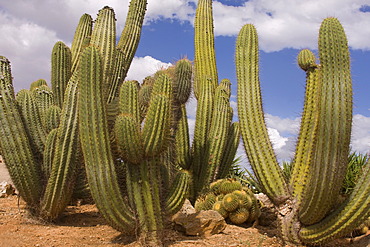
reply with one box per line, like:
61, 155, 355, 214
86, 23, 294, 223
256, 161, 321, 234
126, 56, 172, 82
0, 12, 58, 91
351, 114, 370, 153
146, 0, 195, 23
212, 0, 370, 52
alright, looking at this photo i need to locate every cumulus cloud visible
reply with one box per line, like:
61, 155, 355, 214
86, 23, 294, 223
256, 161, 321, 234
0, 12, 58, 91
126, 56, 172, 82
351, 114, 370, 153
212, 0, 370, 52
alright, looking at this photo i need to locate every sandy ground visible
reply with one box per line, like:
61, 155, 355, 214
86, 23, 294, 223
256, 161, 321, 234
0, 157, 11, 183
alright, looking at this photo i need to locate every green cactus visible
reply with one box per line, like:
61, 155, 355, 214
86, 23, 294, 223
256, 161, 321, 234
51, 41, 72, 108
222, 193, 240, 212
195, 178, 260, 225
213, 201, 229, 218
78, 46, 190, 246
177, 0, 240, 202
236, 18, 370, 245
76, 4, 194, 244
229, 207, 250, 225
0, 55, 79, 219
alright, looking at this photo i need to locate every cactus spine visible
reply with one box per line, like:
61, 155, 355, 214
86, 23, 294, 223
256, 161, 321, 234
236, 18, 370, 245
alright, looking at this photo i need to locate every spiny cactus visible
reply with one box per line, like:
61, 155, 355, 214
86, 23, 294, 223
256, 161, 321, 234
195, 178, 260, 225
78, 46, 191, 246
0, 1, 145, 221
0, 55, 79, 219
171, 0, 241, 203
236, 18, 370, 245
76, 2, 201, 245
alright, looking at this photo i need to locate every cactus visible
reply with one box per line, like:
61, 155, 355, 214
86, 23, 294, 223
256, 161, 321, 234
195, 178, 260, 225
78, 46, 190, 246
236, 18, 370, 245
0, 55, 79, 219
174, 0, 240, 202
0, 1, 147, 222
76, 5, 194, 244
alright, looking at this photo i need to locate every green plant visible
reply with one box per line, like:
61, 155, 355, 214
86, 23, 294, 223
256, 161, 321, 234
342, 152, 369, 195
0, 1, 146, 222
194, 178, 260, 225
236, 18, 370, 245
0, 56, 79, 220
173, 0, 240, 202
78, 48, 192, 245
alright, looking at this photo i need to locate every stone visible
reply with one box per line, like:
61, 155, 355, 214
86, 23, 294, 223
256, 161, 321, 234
0, 181, 16, 198
173, 209, 227, 236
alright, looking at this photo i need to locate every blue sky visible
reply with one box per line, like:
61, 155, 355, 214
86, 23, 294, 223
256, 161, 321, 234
1, 0, 370, 165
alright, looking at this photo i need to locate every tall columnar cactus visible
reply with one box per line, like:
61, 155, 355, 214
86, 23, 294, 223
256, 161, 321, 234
236, 18, 370, 245
51, 41, 72, 108
0, 56, 79, 220
78, 46, 190, 246
0, 2, 146, 221
182, 0, 240, 202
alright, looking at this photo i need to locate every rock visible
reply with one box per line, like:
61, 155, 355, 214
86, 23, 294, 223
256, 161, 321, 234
254, 193, 278, 227
171, 199, 196, 220
173, 209, 227, 236
0, 181, 16, 198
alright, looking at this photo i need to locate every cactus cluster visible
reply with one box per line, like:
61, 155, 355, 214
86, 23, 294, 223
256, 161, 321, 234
0, 1, 147, 222
182, 0, 240, 202
0, 56, 79, 220
195, 179, 261, 225
236, 15, 370, 246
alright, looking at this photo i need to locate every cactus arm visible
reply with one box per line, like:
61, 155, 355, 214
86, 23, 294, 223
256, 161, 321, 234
194, 0, 218, 98
32, 85, 55, 128
44, 105, 61, 133
51, 41, 72, 108
0, 56, 42, 208
117, 0, 147, 81
142, 74, 172, 157
191, 81, 214, 199
30, 79, 47, 91
78, 46, 135, 232
106, 49, 125, 104
42, 128, 58, 179
217, 122, 240, 179
16, 90, 47, 158
41, 79, 79, 220
290, 49, 321, 202
299, 18, 353, 225
173, 59, 193, 105
90, 6, 116, 101
119, 80, 141, 123
115, 114, 143, 164
164, 170, 190, 215
201, 84, 231, 187
175, 105, 190, 169
71, 13, 93, 74
236, 24, 289, 203
300, 164, 370, 244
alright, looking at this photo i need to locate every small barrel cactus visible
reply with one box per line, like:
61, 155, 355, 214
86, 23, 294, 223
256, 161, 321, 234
195, 178, 261, 225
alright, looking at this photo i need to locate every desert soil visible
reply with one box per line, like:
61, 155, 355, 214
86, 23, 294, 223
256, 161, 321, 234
1, 161, 369, 247
0, 195, 369, 247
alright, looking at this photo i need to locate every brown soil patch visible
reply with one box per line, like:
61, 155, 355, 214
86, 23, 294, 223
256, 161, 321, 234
0, 195, 368, 247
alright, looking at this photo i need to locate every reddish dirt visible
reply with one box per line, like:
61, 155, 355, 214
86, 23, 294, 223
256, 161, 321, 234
0, 195, 369, 247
